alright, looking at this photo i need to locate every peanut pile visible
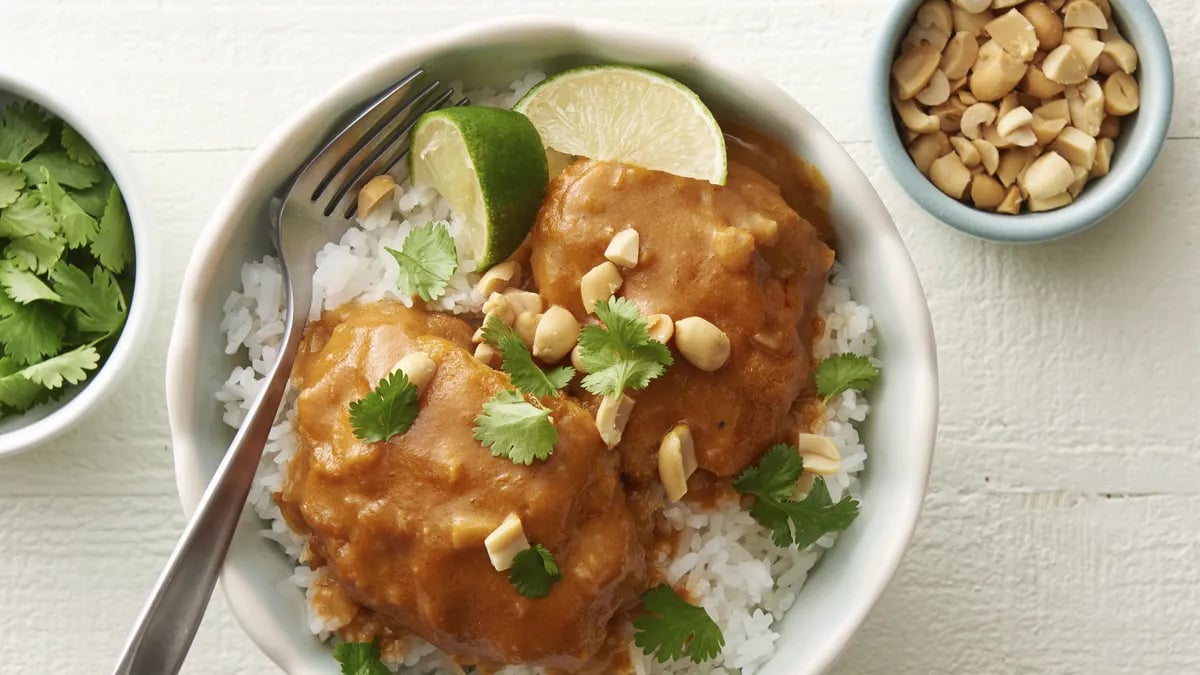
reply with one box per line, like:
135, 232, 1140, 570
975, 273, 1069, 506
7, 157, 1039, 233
891, 0, 1140, 214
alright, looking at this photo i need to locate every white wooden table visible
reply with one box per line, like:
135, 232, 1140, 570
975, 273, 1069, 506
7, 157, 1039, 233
1, 1, 1196, 673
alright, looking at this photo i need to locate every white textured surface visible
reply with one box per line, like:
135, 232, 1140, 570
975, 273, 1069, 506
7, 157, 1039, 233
0, 1, 1196, 673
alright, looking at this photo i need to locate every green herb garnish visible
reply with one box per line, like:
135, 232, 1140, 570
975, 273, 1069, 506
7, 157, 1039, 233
814, 353, 879, 403
577, 297, 672, 398
385, 220, 458, 302
481, 314, 573, 397
348, 370, 420, 443
733, 444, 860, 549
473, 389, 557, 464
332, 640, 390, 675
633, 584, 724, 664
0, 101, 134, 418
508, 544, 562, 599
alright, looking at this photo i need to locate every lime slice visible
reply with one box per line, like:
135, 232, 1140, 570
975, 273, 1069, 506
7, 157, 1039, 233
410, 106, 548, 270
514, 66, 727, 185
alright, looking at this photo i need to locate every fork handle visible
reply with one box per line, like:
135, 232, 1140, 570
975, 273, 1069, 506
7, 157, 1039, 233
111, 359, 293, 675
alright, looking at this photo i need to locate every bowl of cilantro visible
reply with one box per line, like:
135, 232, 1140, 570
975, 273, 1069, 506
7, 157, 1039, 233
0, 69, 154, 457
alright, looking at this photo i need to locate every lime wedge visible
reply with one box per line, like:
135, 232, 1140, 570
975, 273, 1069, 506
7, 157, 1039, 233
410, 106, 548, 270
514, 65, 727, 185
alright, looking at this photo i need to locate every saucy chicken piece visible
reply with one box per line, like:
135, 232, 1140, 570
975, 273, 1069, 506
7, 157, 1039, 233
529, 159, 833, 484
280, 301, 647, 670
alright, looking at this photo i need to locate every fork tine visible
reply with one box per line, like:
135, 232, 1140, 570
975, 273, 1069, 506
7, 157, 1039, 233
327, 86, 456, 219
296, 67, 428, 198
309, 77, 443, 205
338, 94, 472, 219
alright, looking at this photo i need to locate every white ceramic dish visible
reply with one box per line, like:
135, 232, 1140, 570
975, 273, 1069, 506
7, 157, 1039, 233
0, 68, 156, 458
165, 17, 938, 675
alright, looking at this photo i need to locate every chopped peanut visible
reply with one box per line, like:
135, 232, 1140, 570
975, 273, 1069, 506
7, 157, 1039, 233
393, 352, 436, 395
658, 425, 698, 502
604, 229, 640, 268
484, 513, 529, 571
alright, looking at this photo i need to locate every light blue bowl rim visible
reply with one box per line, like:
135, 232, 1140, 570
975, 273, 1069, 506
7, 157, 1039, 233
868, 0, 1174, 243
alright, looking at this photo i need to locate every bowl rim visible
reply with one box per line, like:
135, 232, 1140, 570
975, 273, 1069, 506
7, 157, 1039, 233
165, 15, 938, 674
0, 68, 157, 458
868, 0, 1175, 243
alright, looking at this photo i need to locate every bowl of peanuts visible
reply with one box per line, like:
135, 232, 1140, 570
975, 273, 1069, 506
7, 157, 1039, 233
869, 0, 1172, 242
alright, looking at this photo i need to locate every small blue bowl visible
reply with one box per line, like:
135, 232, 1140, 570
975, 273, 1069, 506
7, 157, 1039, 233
868, 0, 1174, 243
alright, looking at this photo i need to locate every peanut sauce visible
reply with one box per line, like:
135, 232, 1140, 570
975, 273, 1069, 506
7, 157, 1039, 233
278, 125, 835, 672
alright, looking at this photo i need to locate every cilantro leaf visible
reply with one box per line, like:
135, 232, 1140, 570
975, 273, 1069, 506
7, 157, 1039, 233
633, 585, 724, 664
0, 102, 50, 163
5, 234, 64, 274
577, 297, 673, 398
473, 389, 558, 464
734, 444, 861, 548
21, 151, 103, 189
0, 160, 25, 208
348, 370, 419, 443
70, 178, 113, 219
733, 443, 805, 503
18, 344, 100, 389
385, 221, 458, 302
0, 263, 61, 303
814, 353, 879, 403
0, 301, 65, 365
784, 477, 861, 548
61, 126, 99, 167
332, 641, 389, 675
481, 314, 573, 397
0, 290, 16, 317
508, 544, 562, 599
0, 192, 57, 239
37, 169, 98, 248
0, 358, 46, 412
50, 263, 127, 336
91, 184, 133, 272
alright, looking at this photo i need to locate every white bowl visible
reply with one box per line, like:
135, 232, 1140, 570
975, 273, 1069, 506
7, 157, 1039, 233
0, 68, 156, 458
166, 17, 938, 675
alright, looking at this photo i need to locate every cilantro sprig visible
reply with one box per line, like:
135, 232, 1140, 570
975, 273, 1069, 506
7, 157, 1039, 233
473, 389, 558, 464
386, 220, 458, 302
633, 584, 724, 664
734, 444, 860, 548
577, 297, 673, 398
481, 314, 573, 397
814, 353, 879, 403
0, 101, 134, 418
509, 544, 562, 599
348, 370, 420, 443
332, 640, 390, 675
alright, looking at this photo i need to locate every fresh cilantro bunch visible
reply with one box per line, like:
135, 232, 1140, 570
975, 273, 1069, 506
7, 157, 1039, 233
633, 584, 724, 663
577, 297, 673, 398
0, 101, 134, 418
734, 444, 860, 549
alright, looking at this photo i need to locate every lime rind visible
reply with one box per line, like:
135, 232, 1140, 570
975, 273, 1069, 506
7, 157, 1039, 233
514, 65, 727, 185
410, 107, 548, 270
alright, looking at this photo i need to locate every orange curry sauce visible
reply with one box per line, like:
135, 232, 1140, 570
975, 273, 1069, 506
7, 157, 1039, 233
275, 125, 835, 672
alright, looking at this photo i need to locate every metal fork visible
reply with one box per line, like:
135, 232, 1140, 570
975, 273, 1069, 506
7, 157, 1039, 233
112, 68, 461, 675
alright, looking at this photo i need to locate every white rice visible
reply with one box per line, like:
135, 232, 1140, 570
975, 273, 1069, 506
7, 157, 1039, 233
215, 74, 877, 674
